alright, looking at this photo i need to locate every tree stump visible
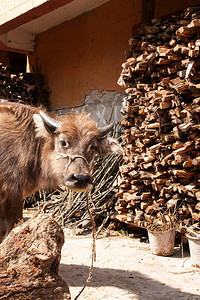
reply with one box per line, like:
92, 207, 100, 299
0, 214, 71, 299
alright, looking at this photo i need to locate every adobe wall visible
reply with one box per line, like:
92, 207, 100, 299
29, 0, 200, 124
29, 0, 142, 110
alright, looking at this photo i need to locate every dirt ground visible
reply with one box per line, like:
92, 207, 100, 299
59, 231, 200, 300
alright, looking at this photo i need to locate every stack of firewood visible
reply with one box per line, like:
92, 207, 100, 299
0, 63, 49, 107
116, 6, 200, 228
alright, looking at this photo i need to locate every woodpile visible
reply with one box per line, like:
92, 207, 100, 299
0, 63, 49, 107
0, 214, 70, 299
116, 6, 200, 229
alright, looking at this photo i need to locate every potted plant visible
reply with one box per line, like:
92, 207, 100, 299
186, 224, 200, 268
147, 212, 176, 256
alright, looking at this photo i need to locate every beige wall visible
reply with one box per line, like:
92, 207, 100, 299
29, 0, 142, 109
0, 0, 47, 25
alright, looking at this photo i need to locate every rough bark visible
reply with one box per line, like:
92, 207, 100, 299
0, 214, 71, 299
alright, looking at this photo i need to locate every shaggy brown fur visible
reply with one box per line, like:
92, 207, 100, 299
59, 112, 100, 140
0, 102, 121, 242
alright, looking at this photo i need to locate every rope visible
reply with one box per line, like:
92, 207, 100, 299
55, 148, 89, 177
55, 149, 96, 299
74, 191, 96, 300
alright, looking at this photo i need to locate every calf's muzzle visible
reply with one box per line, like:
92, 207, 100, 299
71, 174, 92, 187
63, 173, 93, 191
61, 155, 93, 191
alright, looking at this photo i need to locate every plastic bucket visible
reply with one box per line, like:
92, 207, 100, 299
187, 235, 200, 268
148, 228, 175, 256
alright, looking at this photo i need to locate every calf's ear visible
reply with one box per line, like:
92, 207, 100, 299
97, 123, 122, 155
97, 137, 122, 155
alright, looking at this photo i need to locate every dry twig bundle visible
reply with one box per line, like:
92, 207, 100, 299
147, 210, 177, 232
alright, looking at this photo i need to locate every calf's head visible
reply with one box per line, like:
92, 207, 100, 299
35, 111, 121, 192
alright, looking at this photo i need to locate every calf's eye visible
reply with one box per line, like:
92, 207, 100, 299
60, 140, 67, 147
90, 144, 98, 151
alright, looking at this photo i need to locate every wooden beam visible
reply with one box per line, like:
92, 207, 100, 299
141, 0, 155, 25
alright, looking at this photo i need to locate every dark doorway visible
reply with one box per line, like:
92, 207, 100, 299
7, 52, 27, 73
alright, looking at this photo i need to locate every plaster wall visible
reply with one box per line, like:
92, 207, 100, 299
54, 89, 123, 129
27, 0, 200, 124
29, 0, 142, 110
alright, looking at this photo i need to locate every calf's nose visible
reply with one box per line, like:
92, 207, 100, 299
71, 174, 92, 187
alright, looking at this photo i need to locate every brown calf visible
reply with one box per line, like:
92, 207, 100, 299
0, 102, 121, 242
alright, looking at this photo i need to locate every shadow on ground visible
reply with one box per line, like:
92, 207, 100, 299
59, 263, 200, 300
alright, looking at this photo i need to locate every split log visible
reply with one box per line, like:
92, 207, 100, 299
0, 214, 70, 300
0, 64, 50, 107
116, 5, 200, 229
